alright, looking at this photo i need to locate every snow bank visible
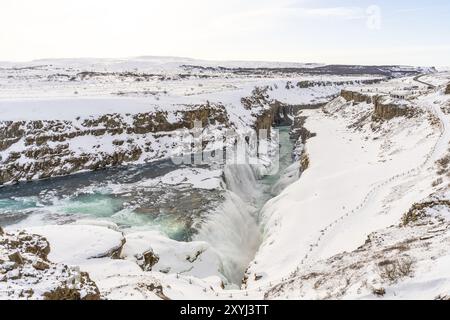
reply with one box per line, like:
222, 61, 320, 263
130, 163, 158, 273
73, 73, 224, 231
22, 225, 125, 265
246, 91, 441, 289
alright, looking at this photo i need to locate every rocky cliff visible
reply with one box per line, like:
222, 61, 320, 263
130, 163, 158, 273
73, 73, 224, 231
290, 116, 316, 143
0, 104, 230, 185
372, 96, 413, 120
0, 89, 287, 185
446, 83, 450, 95
271, 101, 293, 126
340, 89, 375, 104
242, 86, 297, 132
340, 90, 413, 120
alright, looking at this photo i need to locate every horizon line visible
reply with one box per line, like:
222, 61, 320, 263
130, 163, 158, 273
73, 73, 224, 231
0, 55, 445, 69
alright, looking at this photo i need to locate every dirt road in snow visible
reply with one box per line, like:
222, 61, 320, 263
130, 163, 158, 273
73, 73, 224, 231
413, 74, 437, 89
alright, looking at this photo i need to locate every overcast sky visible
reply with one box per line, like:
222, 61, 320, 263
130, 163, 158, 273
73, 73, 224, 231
0, 0, 449, 66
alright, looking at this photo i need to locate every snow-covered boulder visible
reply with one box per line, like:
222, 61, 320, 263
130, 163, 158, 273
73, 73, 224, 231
0, 229, 100, 300
24, 225, 126, 265
121, 230, 223, 280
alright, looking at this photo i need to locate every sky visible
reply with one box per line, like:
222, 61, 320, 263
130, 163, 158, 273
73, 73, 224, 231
0, 0, 449, 66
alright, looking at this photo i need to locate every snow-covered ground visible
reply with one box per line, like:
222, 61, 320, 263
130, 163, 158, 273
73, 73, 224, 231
244, 74, 450, 299
1, 58, 384, 188
1, 58, 449, 300
0, 57, 382, 121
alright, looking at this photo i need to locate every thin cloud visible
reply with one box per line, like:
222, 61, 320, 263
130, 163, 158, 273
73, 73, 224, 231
213, 5, 366, 32
302, 7, 365, 19
218, 6, 365, 22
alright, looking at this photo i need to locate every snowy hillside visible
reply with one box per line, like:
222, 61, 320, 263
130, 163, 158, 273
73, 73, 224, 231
1, 58, 449, 300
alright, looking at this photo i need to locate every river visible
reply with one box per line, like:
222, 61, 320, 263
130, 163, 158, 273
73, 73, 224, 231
0, 126, 296, 285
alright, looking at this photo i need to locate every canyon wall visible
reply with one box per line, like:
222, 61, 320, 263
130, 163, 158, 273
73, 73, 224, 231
0, 104, 230, 185
340, 89, 375, 104
340, 90, 413, 120
372, 96, 413, 120
0, 90, 289, 185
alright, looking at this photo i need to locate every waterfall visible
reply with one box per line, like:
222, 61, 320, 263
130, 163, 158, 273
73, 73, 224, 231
194, 163, 263, 286
194, 127, 296, 286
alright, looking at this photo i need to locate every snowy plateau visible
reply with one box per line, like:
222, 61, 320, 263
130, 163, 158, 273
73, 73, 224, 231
0, 57, 449, 300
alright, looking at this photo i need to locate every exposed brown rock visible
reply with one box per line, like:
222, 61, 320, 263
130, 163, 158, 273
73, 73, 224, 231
95, 237, 126, 259
254, 108, 273, 134
445, 83, 450, 95
340, 90, 413, 121
32, 260, 50, 270
300, 152, 310, 172
402, 200, 450, 226
372, 287, 386, 297
43, 272, 100, 300
290, 116, 316, 143
137, 283, 170, 300
136, 250, 160, 271
241, 87, 269, 110
297, 79, 382, 89
8, 251, 24, 265
112, 139, 124, 146
271, 101, 294, 126
0, 121, 25, 151
340, 89, 374, 104
1, 229, 100, 300
372, 96, 413, 121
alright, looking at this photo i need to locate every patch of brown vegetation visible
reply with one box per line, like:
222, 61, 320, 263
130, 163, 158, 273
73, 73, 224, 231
402, 200, 450, 226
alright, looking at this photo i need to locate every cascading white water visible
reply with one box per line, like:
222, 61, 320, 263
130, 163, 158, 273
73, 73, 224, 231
194, 127, 296, 286
194, 163, 263, 285
222, 163, 263, 203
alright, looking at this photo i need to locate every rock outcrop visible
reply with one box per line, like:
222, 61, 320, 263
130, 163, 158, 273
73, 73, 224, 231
290, 116, 316, 143
0, 229, 100, 300
340, 90, 375, 104
253, 100, 297, 131
271, 101, 294, 126
340, 90, 413, 121
402, 200, 450, 226
242, 86, 302, 130
445, 83, 450, 95
253, 107, 273, 134
135, 249, 160, 271
372, 96, 413, 120
300, 152, 310, 172
241, 87, 275, 133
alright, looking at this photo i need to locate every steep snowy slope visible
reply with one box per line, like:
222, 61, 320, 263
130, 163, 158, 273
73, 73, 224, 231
245, 74, 450, 299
